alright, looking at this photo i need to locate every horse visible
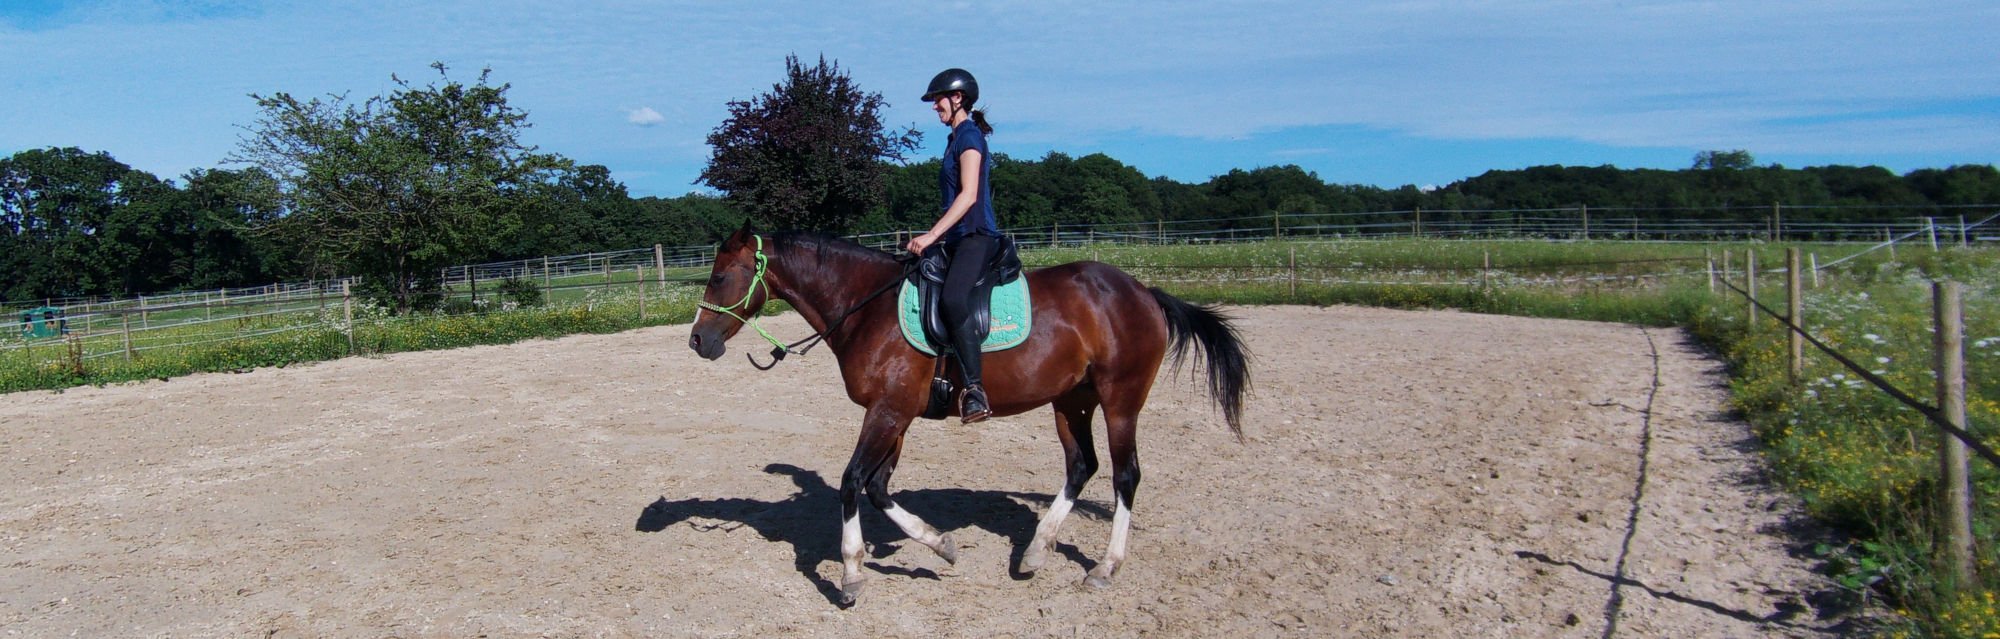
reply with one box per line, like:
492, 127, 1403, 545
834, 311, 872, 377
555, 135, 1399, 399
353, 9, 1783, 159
687, 224, 1249, 605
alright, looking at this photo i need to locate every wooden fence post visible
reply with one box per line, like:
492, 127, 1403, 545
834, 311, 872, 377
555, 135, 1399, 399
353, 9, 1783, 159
1745, 249, 1758, 329
1809, 253, 1820, 288
1288, 247, 1297, 301
342, 281, 355, 355
122, 314, 133, 362
1273, 210, 1281, 239
542, 256, 552, 291
1705, 249, 1715, 293
1482, 251, 1491, 290
1933, 281, 1975, 591
636, 266, 647, 321
1721, 249, 1731, 290
1928, 217, 1938, 251
1581, 205, 1589, 239
654, 244, 667, 291
1800, 247, 1816, 381
1959, 214, 1969, 248
1413, 207, 1423, 237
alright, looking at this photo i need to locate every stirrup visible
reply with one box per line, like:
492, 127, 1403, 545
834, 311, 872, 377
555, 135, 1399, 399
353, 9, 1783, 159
960, 384, 992, 424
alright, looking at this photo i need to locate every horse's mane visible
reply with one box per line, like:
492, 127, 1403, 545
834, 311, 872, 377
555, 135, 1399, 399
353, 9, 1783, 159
767, 231, 898, 268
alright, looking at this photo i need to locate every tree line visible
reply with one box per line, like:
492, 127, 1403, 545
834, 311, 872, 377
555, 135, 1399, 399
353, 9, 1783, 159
5, 58, 1996, 307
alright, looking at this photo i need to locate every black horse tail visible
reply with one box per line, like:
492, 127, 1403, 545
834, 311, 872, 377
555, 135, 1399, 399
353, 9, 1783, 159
1150, 288, 1251, 441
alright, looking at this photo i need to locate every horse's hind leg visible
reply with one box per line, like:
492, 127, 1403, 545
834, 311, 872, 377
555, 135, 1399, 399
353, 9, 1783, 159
837, 406, 955, 605
1019, 392, 1098, 575
1083, 402, 1141, 589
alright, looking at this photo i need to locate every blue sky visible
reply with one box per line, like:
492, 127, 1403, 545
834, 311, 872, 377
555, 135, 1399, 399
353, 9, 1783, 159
3, 0, 1995, 197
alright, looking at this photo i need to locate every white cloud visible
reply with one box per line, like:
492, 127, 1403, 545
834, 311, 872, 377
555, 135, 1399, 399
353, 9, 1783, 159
626, 107, 665, 127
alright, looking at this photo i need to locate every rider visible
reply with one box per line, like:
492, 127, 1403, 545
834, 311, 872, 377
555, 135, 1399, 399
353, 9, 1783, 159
905, 68, 1001, 424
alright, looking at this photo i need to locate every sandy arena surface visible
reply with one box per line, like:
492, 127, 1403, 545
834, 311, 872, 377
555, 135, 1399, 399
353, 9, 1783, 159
1, 305, 1855, 637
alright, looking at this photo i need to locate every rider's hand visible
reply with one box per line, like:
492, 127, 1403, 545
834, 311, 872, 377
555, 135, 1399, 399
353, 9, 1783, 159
905, 232, 938, 255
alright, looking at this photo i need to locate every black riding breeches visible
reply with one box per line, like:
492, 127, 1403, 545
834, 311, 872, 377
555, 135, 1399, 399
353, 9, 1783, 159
940, 233, 998, 386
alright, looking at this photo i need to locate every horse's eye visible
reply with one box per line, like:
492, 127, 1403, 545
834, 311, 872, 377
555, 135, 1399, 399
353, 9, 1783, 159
708, 274, 725, 286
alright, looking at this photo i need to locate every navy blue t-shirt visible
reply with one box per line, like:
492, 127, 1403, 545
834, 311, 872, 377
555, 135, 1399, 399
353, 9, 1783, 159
939, 119, 999, 241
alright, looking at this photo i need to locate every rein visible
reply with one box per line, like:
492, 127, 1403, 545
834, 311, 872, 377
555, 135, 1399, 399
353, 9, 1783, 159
700, 236, 913, 370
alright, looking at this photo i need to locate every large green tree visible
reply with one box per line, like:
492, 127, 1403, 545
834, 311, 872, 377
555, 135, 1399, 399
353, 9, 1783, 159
232, 63, 567, 312
0, 147, 177, 302
698, 54, 921, 233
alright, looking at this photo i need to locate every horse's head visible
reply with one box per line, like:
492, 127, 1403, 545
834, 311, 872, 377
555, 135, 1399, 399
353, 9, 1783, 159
688, 223, 774, 361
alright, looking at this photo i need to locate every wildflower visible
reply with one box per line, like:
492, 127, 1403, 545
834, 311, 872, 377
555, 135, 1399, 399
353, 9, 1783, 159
1875, 356, 1890, 364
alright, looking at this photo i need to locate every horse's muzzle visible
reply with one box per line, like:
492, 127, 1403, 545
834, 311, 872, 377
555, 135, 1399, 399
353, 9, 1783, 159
689, 332, 725, 361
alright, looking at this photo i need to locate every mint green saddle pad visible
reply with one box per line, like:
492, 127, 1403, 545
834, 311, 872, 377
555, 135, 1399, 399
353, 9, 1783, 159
897, 277, 1032, 356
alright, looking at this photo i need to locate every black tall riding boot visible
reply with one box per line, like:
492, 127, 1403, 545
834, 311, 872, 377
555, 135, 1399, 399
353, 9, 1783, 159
940, 234, 998, 423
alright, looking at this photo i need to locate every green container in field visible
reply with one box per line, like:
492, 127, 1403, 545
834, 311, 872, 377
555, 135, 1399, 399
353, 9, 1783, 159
18, 306, 66, 339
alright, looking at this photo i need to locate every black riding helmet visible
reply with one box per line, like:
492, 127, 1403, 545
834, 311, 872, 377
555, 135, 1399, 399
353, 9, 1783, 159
921, 68, 978, 106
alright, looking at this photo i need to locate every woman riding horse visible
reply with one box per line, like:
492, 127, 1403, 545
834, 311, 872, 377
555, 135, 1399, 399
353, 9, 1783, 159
904, 67, 1003, 423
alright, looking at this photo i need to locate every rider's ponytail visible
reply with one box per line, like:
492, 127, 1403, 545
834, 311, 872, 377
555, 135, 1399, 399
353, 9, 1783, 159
970, 107, 993, 136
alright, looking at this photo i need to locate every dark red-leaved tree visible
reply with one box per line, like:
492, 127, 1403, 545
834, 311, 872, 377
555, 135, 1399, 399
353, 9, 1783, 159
699, 54, 921, 234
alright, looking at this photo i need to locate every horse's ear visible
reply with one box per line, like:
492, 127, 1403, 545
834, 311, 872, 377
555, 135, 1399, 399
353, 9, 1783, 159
723, 221, 756, 250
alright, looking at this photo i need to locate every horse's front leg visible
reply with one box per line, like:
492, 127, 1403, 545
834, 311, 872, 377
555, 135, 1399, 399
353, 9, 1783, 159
836, 405, 955, 605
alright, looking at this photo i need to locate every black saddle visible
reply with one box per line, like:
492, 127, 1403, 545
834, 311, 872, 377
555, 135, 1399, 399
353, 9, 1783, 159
908, 234, 1021, 420
908, 234, 1022, 351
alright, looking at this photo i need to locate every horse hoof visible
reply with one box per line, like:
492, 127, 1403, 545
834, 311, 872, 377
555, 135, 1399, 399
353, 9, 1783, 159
1082, 574, 1113, 590
934, 533, 959, 565
1019, 545, 1048, 574
839, 578, 867, 605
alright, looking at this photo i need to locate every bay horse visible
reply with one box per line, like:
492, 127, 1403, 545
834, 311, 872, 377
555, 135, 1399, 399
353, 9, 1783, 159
687, 224, 1249, 605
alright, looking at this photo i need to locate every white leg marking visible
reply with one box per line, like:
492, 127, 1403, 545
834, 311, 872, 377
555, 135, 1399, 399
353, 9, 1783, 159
840, 513, 864, 576
1029, 488, 1077, 552
881, 504, 942, 546
1104, 499, 1132, 569
1084, 498, 1132, 587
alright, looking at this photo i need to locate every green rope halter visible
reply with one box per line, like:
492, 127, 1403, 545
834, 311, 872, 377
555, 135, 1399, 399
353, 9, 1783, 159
696, 234, 789, 353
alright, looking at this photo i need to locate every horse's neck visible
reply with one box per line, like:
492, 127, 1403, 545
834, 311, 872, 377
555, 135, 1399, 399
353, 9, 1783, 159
769, 255, 900, 337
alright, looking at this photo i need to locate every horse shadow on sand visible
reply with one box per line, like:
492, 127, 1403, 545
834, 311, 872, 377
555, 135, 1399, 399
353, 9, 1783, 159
635, 463, 1112, 605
